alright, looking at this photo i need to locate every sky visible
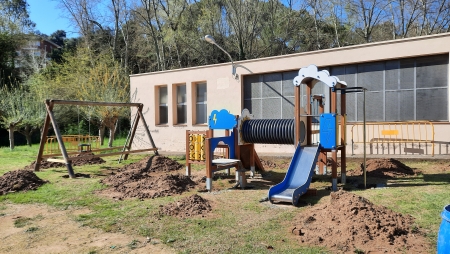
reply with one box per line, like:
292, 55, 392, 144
28, 0, 77, 38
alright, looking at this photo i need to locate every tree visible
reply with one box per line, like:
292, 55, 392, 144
0, 0, 35, 34
0, 32, 20, 86
223, 0, 263, 60
75, 51, 129, 147
0, 0, 35, 85
0, 84, 25, 150
347, 0, 390, 42
16, 90, 46, 146
28, 47, 129, 146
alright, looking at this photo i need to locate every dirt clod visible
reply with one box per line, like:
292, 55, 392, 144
291, 190, 429, 253
159, 194, 212, 218
348, 158, 416, 178
0, 170, 48, 195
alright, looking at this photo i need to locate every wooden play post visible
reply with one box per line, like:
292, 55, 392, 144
35, 101, 54, 173
37, 100, 75, 178
330, 87, 338, 191
294, 85, 301, 146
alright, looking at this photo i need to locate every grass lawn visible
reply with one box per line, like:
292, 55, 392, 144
1, 142, 449, 253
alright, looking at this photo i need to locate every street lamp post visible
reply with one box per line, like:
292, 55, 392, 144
204, 35, 238, 79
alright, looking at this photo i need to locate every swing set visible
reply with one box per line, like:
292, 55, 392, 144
34, 99, 159, 178
44, 104, 99, 154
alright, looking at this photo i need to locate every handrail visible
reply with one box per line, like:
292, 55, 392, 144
350, 121, 435, 156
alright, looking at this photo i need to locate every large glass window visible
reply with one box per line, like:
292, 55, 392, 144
158, 86, 168, 124
176, 84, 187, 124
331, 54, 448, 122
243, 72, 296, 119
195, 83, 207, 124
243, 54, 448, 122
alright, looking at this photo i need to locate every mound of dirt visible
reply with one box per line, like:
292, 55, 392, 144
100, 155, 193, 200
71, 152, 105, 166
347, 158, 416, 178
102, 173, 196, 200
118, 155, 183, 174
0, 170, 48, 195
23, 161, 66, 170
24, 152, 105, 170
159, 194, 212, 218
291, 190, 429, 253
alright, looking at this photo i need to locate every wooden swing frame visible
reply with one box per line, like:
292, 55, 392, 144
34, 99, 158, 178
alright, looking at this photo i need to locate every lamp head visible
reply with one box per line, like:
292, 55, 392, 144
204, 35, 216, 44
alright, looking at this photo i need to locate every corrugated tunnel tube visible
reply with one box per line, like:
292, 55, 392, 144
241, 119, 295, 144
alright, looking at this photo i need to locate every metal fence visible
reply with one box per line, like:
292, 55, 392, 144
45, 135, 100, 154
350, 121, 435, 156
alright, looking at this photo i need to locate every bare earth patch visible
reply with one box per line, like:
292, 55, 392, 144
291, 190, 430, 253
0, 204, 174, 254
0, 170, 48, 195
159, 194, 212, 218
347, 158, 418, 178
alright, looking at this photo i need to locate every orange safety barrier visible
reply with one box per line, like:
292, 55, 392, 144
350, 121, 435, 156
45, 135, 100, 154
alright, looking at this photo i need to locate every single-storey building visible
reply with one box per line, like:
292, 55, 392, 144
130, 33, 450, 157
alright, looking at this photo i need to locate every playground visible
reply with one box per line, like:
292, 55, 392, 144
0, 65, 448, 253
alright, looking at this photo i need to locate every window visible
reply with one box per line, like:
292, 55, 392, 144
195, 83, 207, 124
331, 54, 448, 121
176, 84, 187, 124
158, 86, 168, 124
243, 54, 448, 122
243, 72, 297, 119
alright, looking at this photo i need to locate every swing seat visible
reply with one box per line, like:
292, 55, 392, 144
78, 143, 91, 152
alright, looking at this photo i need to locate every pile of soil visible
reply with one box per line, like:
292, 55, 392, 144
100, 155, 195, 200
102, 174, 196, 200
291, 190, 429, 253
347, 158, 416, 178
118, 155, 183, 173
23, 152, 105, 170
0, 170, 48, 195
159, 194, 212, 218
24, 161, 65, 170
71, 152, 105, 166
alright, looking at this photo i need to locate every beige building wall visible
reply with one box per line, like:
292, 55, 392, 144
130, 33, 450, 156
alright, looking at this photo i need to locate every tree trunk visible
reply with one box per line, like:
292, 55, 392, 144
9, 124, 15, 150
24, 125, 32, 146
99, 125, 106, 146
108, 121, 117, 148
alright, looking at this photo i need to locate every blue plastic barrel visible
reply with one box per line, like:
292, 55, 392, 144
437, 205, 450, 253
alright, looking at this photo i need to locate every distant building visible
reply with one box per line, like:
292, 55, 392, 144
15, 37, 61, 72
18, 37, 61, 59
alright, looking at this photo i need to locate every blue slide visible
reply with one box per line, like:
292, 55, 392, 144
268, 146, 320, 206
